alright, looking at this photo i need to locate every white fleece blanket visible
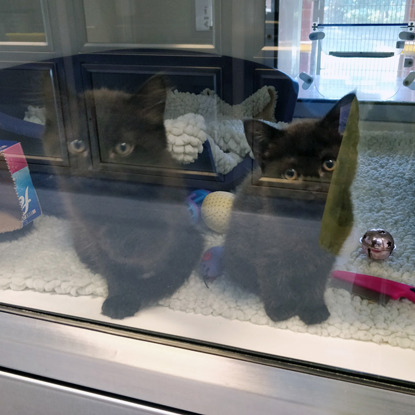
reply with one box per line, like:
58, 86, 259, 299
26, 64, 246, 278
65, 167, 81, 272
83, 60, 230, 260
0, 128, 414, 350
164, 86, 279, 174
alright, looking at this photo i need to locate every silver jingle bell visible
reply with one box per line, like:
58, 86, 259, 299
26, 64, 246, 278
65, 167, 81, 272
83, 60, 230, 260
360, 229, 395, 260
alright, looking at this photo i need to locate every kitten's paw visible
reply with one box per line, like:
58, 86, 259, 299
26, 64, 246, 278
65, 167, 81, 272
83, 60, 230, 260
102, 295, 141, 319
298, 304, 330, 325
265, 302, 297, 322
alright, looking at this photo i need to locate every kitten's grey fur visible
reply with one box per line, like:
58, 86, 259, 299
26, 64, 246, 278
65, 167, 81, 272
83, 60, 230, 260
223, 94, 355, 325
44, 75, 203, 319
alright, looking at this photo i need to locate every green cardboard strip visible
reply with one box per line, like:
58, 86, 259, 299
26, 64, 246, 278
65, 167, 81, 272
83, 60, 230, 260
320, 97, 360, 255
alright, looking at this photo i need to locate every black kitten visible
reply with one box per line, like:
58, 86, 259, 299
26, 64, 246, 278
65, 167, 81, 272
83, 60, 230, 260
44, 75, 203, 319
223, 93, 355, 325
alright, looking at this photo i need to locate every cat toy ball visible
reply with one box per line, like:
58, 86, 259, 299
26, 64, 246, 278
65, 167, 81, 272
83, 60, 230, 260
201, 191, 235, 234
360, 229, 395, 260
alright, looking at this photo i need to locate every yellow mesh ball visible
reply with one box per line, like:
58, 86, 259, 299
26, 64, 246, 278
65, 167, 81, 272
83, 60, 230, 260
201, 191, 235, 234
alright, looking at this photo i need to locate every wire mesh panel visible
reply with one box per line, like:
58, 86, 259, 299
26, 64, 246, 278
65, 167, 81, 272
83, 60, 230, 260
309, 0, 413, 99
321, 25, 404, 55
322, 0, 407, 24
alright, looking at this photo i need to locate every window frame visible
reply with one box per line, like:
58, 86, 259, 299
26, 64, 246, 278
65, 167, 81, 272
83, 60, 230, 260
1, 308, 415, 414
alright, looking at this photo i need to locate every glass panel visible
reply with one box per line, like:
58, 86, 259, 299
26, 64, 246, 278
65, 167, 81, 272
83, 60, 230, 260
0, 0, 47, 44
0, 0, 415, 395
83, 0, 214, 47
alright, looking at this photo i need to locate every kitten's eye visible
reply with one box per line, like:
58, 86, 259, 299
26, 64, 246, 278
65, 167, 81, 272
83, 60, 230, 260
322, 159, 336, 172
114, 142, 134, 157
283, 168, 298, 180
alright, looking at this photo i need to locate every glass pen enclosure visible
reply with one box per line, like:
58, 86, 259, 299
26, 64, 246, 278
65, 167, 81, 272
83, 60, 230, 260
0, 0, 415, 412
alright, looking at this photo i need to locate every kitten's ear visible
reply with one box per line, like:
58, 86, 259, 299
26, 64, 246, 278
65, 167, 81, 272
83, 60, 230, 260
131, 75, 167, 124
244, 120, 282, 167
320, 92, 356, 134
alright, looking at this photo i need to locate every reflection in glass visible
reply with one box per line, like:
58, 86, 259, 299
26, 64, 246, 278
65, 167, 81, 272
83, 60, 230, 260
88, 71, 218, 172
83, 0, 214, 47
0, 0, 46, 44
0, 68, 61, 158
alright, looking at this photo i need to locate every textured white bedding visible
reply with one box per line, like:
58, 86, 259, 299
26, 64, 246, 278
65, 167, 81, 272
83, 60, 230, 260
1, 127, 414, 349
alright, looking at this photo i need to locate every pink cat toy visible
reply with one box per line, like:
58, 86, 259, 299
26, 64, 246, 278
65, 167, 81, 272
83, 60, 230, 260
332, 270, 415, 303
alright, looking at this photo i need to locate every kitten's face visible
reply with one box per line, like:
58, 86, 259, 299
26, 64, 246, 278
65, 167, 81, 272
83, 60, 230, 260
86, 75, 168, 167
43, 75, 169, 168
244, 93, 355, 182
248, 119, 342, 181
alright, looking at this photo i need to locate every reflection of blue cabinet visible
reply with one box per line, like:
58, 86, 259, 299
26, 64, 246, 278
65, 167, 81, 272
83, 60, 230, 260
0, 52, 298, 189
0, 0, 299, 190
0, 63, 61, 158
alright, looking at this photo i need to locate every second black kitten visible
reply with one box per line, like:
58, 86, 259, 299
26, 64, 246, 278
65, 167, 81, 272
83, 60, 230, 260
223, 93, 355, 325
